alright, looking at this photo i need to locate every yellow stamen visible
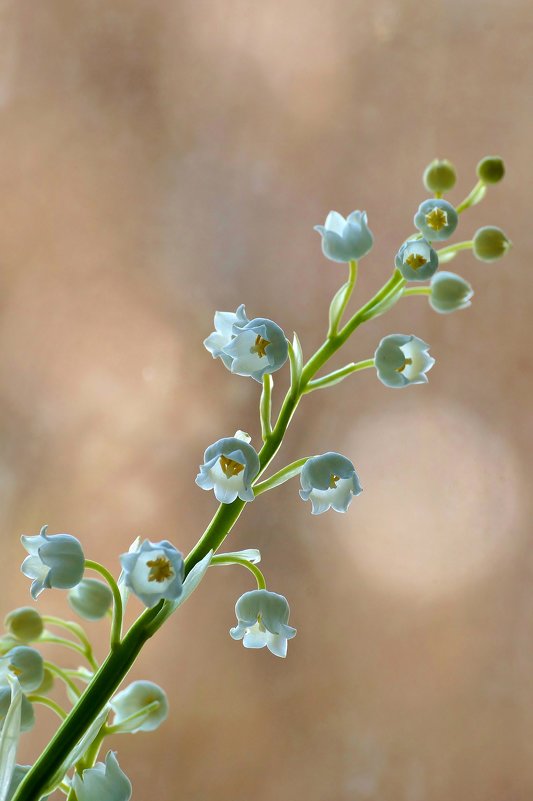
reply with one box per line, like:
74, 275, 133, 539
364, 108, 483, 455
251, 334, 271, 358
405, 253, 428, 270
219, 455, 245, 478
8, 664, 22, 676
329, 474, 340, 489
425, 207, 448, 231
396, 358, 413, 373
146, 557, 174, 583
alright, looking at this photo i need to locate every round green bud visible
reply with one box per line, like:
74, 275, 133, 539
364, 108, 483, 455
35, 666, 55, 695
68, 578, 113, 621
423, 159, 457, 193
476, 156, 505, 184
4, 607, 44, 642
473, 226, 512, 262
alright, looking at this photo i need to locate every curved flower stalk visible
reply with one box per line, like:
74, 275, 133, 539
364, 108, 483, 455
9, 156, 511, 801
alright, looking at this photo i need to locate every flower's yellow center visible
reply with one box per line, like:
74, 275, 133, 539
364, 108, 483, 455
146, 557, 174, 583
251, 334, 270, 358
219, 455, 245, 478
396, 357, 413, 373
8, 664, 22, 676
405, 252, 428, 270
425, 207, 448, 231
329, 474, 340, 489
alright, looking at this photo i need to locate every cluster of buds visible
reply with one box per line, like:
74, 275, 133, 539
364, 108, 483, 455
1, 157, 510, 801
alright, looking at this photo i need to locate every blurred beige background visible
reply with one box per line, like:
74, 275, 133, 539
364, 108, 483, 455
1, 0, 532, 799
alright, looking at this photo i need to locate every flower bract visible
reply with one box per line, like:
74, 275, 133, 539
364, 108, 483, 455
314, 210, 374, 263
0, 685, 35, 732
196, 436, 260, 503
20, 526, 85, 600
429, 271, 473, 313
395, 238, 439, 281
414, 199, 458, 241
299, 453, 362, 515
374, 334, 435, 388
110, 680, 168, 733
230, 589, 296, 658
119, 540, 184, 608
73, 751, 132, 801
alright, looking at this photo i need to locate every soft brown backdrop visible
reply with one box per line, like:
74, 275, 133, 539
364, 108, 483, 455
1, 1, 532, 799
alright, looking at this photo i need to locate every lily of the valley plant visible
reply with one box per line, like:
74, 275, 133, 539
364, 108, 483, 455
0, 157, 510, 800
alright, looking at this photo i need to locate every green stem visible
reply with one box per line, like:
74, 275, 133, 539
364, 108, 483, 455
43, 662, 82, 699
104, 701, 159, 736
84, 560, 123, 649
39, 635, 89, 662
304, 359, 374, 393
253, 457, 310, 496
456, 180, 485, 213
12, 604, 163, 801
260, 374, 273, 441
210, 555, 266, 589
27, 695, 67, 721
402, 286, 431, 297
42, 617, 98, 671
436, 240, 473, 257
328, 259, 358, 337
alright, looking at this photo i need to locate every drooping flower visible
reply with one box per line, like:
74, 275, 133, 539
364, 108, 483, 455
204, 307, 288, 382
20, 526, 85, 600
68, 578, 113, 621
4, 608, 43, 643
203, 305, 249, 369
0, 647, 44, 693
299, 453, 362, 515
473, 226, 512, 262
314, 210, 374, 263
196, 433, 260, 504
119, 540, 184, 608
429, 271, 473, 314
110, 681, 168, 733
414, 199, 458, 241
374, 334, 435, 388
72, 751, 132, 801
230, 590, 296, 658
395, 238, 439, 281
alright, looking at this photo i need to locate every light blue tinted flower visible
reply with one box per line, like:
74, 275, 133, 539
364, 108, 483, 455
196, 435, 260, 503
221, 318, 288, 382
203, 304, 249, 369
299, 453, 362, 515
0, 647, 44, 693
120, 540, 184, 608
395, 238, 439, 281
68, 578, 113, 621
374, 334, 435, 388
230, 590, 296, 658
73, 751, 132, 801
314, 210, 374, 263
430, 271, 473, 314
414, 199, 458, 241
110, 681, 168, 733
0, 686, 34, 732
20, 526, 85, 600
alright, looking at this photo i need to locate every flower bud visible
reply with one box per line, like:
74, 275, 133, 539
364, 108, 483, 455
476, 156, 505, 184
4, 608, 43, 642
68, 578, 113, 621
429, 271, 473, 314
423, 159, 457, 193
473, 226, 511, 262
